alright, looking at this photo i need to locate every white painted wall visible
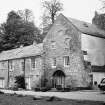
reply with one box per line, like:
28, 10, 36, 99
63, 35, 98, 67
81, 33, 105, 66
92, 72, 105, 84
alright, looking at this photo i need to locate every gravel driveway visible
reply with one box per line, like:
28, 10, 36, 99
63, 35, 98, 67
0, 89, 105, 102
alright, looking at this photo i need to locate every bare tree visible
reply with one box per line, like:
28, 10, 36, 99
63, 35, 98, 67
41, 0, 63, 35
42, 0, 63, 24
17, 9, 34, 22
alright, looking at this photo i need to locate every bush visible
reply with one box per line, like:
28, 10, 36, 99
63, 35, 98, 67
8, 84, 18, 91
0, 91, 4, 94
56, 85, 62, 91
46, 96, 61, 101
17, 94, 24, 97
15, 75, 26, 89
40, 87, 51, 92
63, 87, 70, 92
34, 87, 41, 91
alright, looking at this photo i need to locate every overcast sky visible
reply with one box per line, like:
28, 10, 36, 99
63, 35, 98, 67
0, 0, 105, 66
0, 0, 102, 25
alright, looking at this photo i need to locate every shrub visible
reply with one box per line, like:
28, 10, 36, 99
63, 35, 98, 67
17, 94, 24, 97
0, 91, 4, 94
34, 87, 41, 91
46, 96, 61, 101
56, 85, 62, 90
40, 86, 51, 92
15, 75, 26, 89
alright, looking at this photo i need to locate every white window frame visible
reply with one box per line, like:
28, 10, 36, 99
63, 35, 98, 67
63, 56, 70, 67
31, 58, 36, 70
51, 41, 56, 49
21, 61, 25, 71
51, 58, 56, 68
9, 61, 13, 72
0, 78, 5, 88
0, 62, 5, 71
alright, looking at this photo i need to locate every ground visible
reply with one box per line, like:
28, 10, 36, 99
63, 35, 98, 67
0, 93, 104, 105
1, 89, 105, 102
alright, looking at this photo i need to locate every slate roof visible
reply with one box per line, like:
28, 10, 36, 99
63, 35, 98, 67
0, 43, 43, 61
66, 16, 105, 38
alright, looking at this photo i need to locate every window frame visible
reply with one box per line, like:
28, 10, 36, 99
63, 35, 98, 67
63, 56, 70, 67
21, 61, 25, 71
9, 60, 13, 72
51, 58, 56, 68
51, 41, 56, 49
31, 58, 36, 70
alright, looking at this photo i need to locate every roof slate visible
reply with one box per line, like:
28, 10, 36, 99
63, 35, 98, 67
67, 17, 105, 38
1, 14, 105, 61
0, 43, 43, 61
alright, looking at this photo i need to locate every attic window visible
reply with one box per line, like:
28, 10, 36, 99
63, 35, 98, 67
83, 23, 88, 27
51, 41, 56, 49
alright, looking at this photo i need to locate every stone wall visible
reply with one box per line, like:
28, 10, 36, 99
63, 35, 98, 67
9, 59, 24, 87
43, 14, 90, 88
0, 61, 8, 88
25, 56, 43, 89
8, 56, 43, 89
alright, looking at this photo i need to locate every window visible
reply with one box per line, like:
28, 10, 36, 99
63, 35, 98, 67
9, 61, 13, 71
0, 78, 5, 88
0, 62, 5, 71
31, 58, 36, 69
21, 61, 25, 71
9, 76, 14, 87
51, 41, 56, 49
63, 56, 70, 66
64, 38, 71, 46
9, 77, 13, 83
82, 50, 87, 55
1, 62, 5, 66
52, 58, 56, 68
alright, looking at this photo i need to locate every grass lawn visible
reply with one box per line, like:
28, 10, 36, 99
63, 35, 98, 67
0, 92, 104, 105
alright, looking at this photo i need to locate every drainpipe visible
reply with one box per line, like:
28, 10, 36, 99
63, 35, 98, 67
23, 58, 26, 89
41, 51, 46, 88
7, 60, 9, 88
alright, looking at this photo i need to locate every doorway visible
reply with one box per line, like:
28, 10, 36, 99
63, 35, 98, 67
52, 70, 65, 88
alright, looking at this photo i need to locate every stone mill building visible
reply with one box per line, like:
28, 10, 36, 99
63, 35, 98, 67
0, 14, 105, 90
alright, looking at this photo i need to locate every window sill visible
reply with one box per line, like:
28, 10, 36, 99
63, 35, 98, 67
64, 65, 70, 68
9, 70, 13, 72
31, 68, 36, 71
52, 66, 56, 68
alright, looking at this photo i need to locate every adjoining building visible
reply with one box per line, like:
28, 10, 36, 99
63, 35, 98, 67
0, 14, 105, 90
91, 65, 105, 84
0, 43, 43, 89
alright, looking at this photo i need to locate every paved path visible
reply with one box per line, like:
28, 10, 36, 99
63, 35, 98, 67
0, 89, 105, 102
